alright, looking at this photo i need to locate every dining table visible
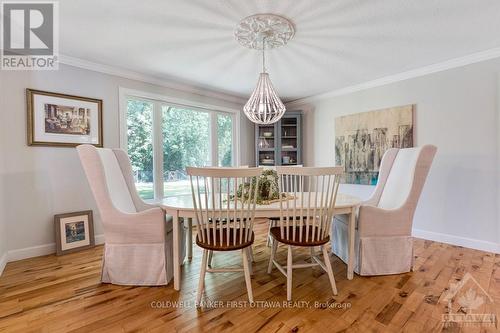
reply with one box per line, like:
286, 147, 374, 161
160, 193, 362, 291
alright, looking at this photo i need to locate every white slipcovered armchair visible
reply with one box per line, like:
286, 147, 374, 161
77, 144, 185, 285
332, 145, 437, 275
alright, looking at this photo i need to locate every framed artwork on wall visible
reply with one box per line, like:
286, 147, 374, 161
54, 210, 95, 256
27, 89, 103, 147
334, 104, 415, 185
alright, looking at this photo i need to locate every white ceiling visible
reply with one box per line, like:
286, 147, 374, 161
60, 0, 500, 101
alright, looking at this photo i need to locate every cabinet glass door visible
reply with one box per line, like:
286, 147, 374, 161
281, 117, 298, 165
257, 125, 276, 166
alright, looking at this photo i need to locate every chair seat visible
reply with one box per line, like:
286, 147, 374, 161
270, 226, 329, 247
196, 228, 254, 251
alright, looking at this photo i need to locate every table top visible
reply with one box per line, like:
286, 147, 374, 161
160, 193, 361, 212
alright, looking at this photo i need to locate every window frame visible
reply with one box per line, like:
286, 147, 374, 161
119, 87, 241, 200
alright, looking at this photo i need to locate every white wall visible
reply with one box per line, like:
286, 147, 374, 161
0, 64, 253, 260
292, 58, 500, 251
497, 72, 500, 247
0, 98, 7, 272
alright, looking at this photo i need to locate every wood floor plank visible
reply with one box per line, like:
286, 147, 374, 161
0, 220, 498, 332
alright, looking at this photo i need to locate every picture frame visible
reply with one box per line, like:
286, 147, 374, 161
54, 210, 95, 256
27, 89, 103, 147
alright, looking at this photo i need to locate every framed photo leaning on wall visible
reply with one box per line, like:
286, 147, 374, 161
27, 89, 103, 147
54, 210, 95, 256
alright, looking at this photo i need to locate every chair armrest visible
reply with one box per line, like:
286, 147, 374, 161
105, 207, 166, 244
357, 205, 412, 238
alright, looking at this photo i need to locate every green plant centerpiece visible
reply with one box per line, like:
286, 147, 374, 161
236, 169, 289, 205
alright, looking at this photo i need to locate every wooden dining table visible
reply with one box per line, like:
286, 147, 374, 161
160, 193, 361, 291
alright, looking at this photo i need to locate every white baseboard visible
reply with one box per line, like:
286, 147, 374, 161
0, 252, 7, 276
6, 234, 105, 263
412, 228, 499, 254
95, 234, 105, 244
7, 243, 56, 262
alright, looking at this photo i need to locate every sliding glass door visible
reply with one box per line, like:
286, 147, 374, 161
126, 99, 154, 200
162, 105, 210, 197
217, 113, 233, 167
125, 95, 237, 200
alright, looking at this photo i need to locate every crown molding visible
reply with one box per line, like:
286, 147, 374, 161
58, 46, 500, 109
58, 54, 247, 105
286, 46, 500, 108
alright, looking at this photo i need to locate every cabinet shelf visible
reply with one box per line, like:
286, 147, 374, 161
255, 112, 302, 167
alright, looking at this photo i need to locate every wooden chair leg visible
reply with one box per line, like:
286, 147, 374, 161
287, 245, 293, 301
187, 218, 193, 260
196, 249, 208, 306
242, 248, 254, 303
208, 250, 213, 267
267, 238, 278, 274
266, 220, 273, 247
249, 245, 255, 263
322, 246, 338, 296
247, 247, 253, 275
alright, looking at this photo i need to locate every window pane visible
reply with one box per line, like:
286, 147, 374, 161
217, 114, 233, 167
162, 106, 210, 197
127, 99, 154, 200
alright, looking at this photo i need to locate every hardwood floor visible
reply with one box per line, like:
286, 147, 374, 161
0, 219, 498, 332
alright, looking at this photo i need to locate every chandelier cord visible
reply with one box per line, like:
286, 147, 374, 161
239, 14, 290, 124
262, 37, 266, 73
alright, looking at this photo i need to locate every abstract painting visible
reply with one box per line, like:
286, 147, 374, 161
335, 105, 415, 185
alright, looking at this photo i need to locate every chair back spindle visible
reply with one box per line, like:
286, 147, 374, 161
187, 167, 263, 249
276, 167, 343, 244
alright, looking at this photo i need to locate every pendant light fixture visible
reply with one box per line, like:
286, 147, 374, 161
235, 14, 295, 124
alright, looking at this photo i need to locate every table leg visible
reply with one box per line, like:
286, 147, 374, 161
347, 207, 355, 280
173, 211, 181, 291
187, 217, 193, 260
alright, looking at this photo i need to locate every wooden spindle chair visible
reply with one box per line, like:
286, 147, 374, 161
266, 169, 303, 247
267, 166, 342, 301
207, 166, 251, 267
187, 167, 262, 305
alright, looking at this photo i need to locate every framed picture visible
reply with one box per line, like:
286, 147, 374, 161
27, 89, 103, 147
54, 210, 95, 255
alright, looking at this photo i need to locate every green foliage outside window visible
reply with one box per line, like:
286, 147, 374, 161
127, 99, 234, 199
162, 106, 210, 173
127, 100, 154, 182
217, 114, 233, 167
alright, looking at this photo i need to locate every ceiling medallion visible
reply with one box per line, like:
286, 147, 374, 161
236, 14, 294, 125
235, 14, 295, 50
